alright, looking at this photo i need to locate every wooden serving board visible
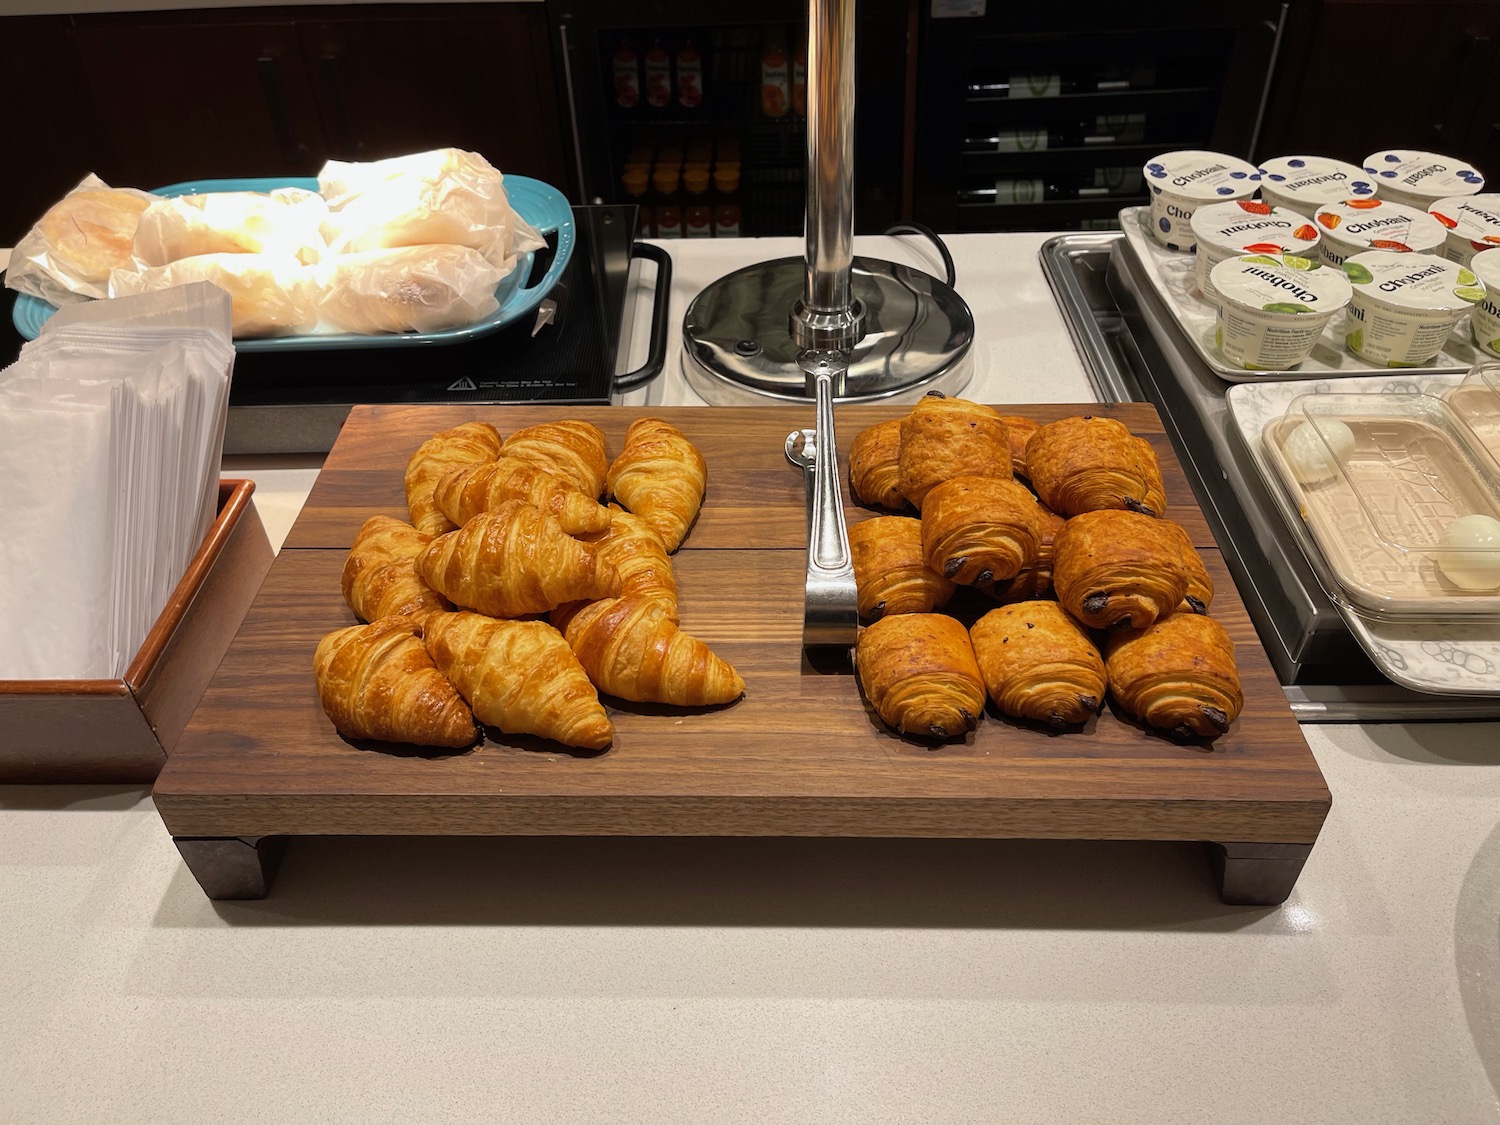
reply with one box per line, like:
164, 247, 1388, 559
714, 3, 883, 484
154, 404, 1330, 904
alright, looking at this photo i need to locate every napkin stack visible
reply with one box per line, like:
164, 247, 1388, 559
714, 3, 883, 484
0, 283, 235, 679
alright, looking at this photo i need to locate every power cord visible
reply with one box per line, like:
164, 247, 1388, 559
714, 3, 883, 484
882, 221, 957, 288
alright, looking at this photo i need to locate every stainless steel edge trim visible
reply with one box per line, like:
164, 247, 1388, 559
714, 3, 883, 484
1038, 234, 1131, 405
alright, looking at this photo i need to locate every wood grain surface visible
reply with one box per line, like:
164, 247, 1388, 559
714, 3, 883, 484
155, 404, 1330, 843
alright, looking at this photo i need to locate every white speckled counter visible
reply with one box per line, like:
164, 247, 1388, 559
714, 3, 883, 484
4, 235, 1499, 1124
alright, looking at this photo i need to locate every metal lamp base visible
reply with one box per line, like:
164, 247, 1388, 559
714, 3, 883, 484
681, 257, 976, 406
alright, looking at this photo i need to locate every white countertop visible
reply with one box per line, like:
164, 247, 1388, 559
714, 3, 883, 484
5, 235, 1500, 1124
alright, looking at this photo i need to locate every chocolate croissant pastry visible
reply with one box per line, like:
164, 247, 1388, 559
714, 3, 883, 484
985, 501, 1066, 604
1104, 613, 1243, 740
921, 476, 1041, 586
855, 613, 987, 740
1163, 521, 1214, 614
970, 602, 1108, 728
1131, 436, 1169, 519
1053, 509, 1190, 631
898, 394, 1011, 509
998, 415, 1041, 478
849, 419, 906, 510
1025, 415, 1167, 517
849, 515, 956, 620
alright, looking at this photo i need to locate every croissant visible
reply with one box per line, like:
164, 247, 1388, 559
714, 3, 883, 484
898, 394, 1011, 509
423, 611, 613, 750
553, 505, 679, 631
312, 616, 477, 747
998, 415, 1041, 478
849, 515, 956, 620
433, 455, 611, 537
1025, 415, 1167, 517
564, 596, 745, 706
1104, 613, 1243, 740
848, 419, 906, 509
920, 476, 1041, 586
417, 500, 619, 618
340, 515, 451, 624
970, 602, 1107, 728
1131, 436, 1169, 519
986, 502, 1067, 603
606, 417, 707, 551
855, 613, 987, 740
404, 421, 504, 536
501, 419, 610, 498
1053, 509, 1190, 631
1162, 520, 1214, 613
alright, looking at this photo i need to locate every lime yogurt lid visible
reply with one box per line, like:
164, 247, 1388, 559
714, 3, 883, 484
1314, 197, 1447, 254
1145, 150, 1261, 201
1191, 199, 1321, 255
1364, 149, 1485, 204
1211, 254, 1352, 316
1342, 250, 1485, 312
1258, 156, 1376, 205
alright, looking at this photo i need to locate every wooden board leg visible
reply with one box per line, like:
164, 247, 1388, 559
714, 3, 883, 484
174, 835, 287, 900
1206, 841, 1314, 906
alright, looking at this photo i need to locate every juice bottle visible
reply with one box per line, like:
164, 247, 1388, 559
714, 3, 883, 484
644, 38, 672, 110
656, 205, 683, 239
622, 167, 652, 236
761, 31, 789, 118
712, 166, 742, 238
683, 167, 713, 238
613, 38, 640, 110
676, 39, 703, 109
791, 43, 807, 117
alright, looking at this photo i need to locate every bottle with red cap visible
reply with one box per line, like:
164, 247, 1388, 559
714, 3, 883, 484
644, 38, 671, 110
612, 37, 640, 110
677, 39, 703, 109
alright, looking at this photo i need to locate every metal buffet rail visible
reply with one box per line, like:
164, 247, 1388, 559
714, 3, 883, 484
1040, 232, 1500, 722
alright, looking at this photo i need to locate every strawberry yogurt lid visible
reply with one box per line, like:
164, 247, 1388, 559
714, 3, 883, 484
1428, 194, 1500, 249
1313, 197, 1447, 255
1190, 199, 1321, 255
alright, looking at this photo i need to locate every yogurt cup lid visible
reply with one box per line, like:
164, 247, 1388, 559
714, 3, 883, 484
1342, 250, 1485, 312
1313, 197, 1447, 253
1144, 150, 1261, 201
1364, 149, 1485, 200
1428, 194, 1500, 247
1190, 199, 1320, 254
1468, 246, 1500, 288
1258, 155, 1376, 203
1210, 254, 1352, 315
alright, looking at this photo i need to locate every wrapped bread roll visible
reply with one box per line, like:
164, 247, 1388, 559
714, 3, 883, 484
1053, 509, 1190, 632
132, 188, 327, 266
6, 175, 157, 303
855, 613, 986, 740
970, 602, 1107, 728
898, 394, 1011, 509
109, 253, 317, 338
316, 245, 508, 335
1104, 613, 1243, 740
849, 515, 956, 621
849, 419, 906, 510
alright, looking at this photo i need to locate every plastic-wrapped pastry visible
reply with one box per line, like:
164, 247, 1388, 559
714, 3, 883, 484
607, 417, 706, 552
5, 175, 157, 303
1162, 520, 1214, 614
1025, 415, 1168, 517
404, 421, 504, 537
855, 613, 987, 740
920, 476, 1041, 586
849, 419, 906, 509
849, 515, 956, 621
424, 612, 613, 750
1053, 509, 1190, 631
898, 394, 1012, 509
340, 515, 451, 624
131, 188, 327, 266
970, 602, 1108, 728
502, 420, 610, 498
552, 505, 679, 630
1104, 613, 1243, 740
998, 415, 1041, 477
316, 244, 509, 335
985, 501, 1066, 603
433, 455, 611, 537
109, 253, 317, 338
312, 616, 477, 748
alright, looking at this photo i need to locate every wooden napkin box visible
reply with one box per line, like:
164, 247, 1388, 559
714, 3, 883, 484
0, 479, 274, 783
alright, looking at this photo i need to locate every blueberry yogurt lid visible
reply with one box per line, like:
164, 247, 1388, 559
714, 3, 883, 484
1364, 149, 1485, 208
1341, 250, 1485, 313
1212, 254, 1352, 317
1144, 150, 1262, 202
1258, 156, 1376, 210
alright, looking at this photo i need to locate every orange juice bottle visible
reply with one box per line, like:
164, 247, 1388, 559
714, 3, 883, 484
761, 31, 789, 118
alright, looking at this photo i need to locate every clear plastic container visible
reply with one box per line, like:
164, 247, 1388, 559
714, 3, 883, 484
1263, 391, 1500, 614
1445, 361, 1500, 462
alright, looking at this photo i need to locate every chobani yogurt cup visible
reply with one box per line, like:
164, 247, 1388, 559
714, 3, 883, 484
1191, 199, 1321, 304
1312, 197, 1446, 267
1428, 194, 1500, 265
1469, 248, 1500, 357
1341, 250, 1485, 366
1258, 155, 1377, 217
1143, 149, 1262, 251
1363, 149, 1485, 210
1210, 254, 1352, 371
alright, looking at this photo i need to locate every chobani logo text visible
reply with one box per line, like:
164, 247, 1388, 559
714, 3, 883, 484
1456, 201, 1500, 229
1219, 219, 1292, 237
1404, 165, 1445, 186
1242, 267, 1320, 302
1378, 262, 1445, 292
1346, 216, 1414, 235
1173, 164, 1228, 188
1286, 172, 1347, 192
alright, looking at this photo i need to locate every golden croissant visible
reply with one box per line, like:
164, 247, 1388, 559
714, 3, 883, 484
855, 613, 987, 740
559, 505, 679, 626
1053, 509, 1189, 632
417, 500, 619, 618
849, 515, 955, 620
312, 616, 477, 747
501, 419, 610, 498
607, 417, 707, 552
1104, 613, 1243, 740
1025, 415, 1167, 517
433, 455, 611, 537
898, 394, 1012, 509
921, 476, 1042, 586
848, 419, 906, 510
564, 596, 744, 706
341, 515, 451, 624
404, 421, 504, 536
970, 602, 1107, 728
423, 611, 613, 750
